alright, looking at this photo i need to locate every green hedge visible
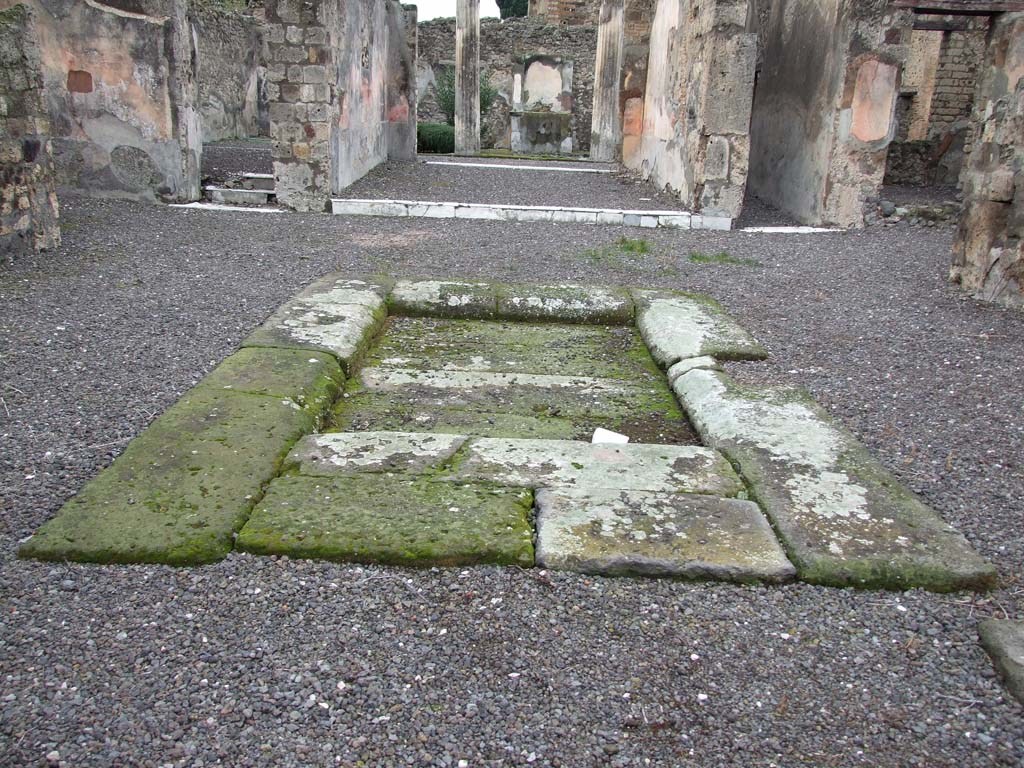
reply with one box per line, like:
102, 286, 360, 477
417, 122, 455, 154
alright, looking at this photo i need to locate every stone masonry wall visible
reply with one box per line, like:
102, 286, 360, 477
193, 3, 268, 142
748, 0, 911, 227
265, 0, 412, 211
0, 3, 58, 256
625, 0, 756, 218
1, 0, 202, 202
950, 12, 1023, 309
417, 16, 597, 152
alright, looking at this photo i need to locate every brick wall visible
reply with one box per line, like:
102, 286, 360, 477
0, 4, 59, 257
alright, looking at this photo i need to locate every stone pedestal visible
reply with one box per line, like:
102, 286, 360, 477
591, 0, 624, 161
455, 0, 480, 155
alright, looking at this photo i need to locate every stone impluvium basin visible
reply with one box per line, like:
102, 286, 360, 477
20, 276, 996, 592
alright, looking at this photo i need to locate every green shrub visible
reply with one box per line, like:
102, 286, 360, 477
417, 122, 455, 154
433, 67, 500, 127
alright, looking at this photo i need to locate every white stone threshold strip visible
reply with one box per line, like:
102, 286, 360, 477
425, 160, 613, 173
331, 198, 731, 230
170, 202, 283, 213
740, 226, 844, 234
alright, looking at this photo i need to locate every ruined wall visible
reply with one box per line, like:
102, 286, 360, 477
417, 16, 596, 151
386, 4, 417, 160
193, 4, 267, 142
950, 12, 1023, 309
265, 0, 413, 211
619, 0, 653, 166
748, 0, 911, 227
0, 3, 58, 255
885, 17, 988, 187
2, 0, 202, 202
528, 0, 601, 25
624, 0, 756, 219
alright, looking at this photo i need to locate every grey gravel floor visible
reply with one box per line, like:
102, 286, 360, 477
1, 193, 1023, 767
339, 160, 689, 211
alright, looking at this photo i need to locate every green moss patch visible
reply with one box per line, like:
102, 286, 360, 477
368, 317, 662, 382
20, 390, 317, 565
200, 348, 344, 417
236, 475, 534, 567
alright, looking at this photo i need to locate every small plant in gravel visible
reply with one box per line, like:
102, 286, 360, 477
617, 238, 651, 255
688, 251, 762, 267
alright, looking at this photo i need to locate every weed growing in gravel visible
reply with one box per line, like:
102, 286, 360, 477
581, 238, 681, 277
617, 238, 651, 254
689, 251, 762, 267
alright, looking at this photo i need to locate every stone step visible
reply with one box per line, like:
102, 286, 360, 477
203, 185, 275, 206
240, 172, 275, 190
330, 198, 731, 230
19, 348, 344, 565
441, 437, 742, 496
535, 487, 795, 583
236, 475, 535, 567
284, 432, 739, 495
673, 368, 997, 591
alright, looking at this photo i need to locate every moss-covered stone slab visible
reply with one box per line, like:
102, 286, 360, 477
242, 275, 388, 373
445, 438, 742, 495
201, 347, 344, 418
633, 290, 767, 368
369, 318, 662, 382
979, 620, 1024, 704
495, 283, 634, 325
286, 431, 467, 475
373, 316, 625, 351
331, 396, 698, 444
20, 390, 316, 565
535, 487, 795, 582
351, 367, 688, 429
236, 476, 534, 567
388, 280, 498, 319
673, 369, 997, 591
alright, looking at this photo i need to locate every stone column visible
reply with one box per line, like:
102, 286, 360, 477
591, 0, 625, 161
455, 0, 480, 155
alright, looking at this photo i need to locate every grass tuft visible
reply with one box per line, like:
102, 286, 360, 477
689, 251, 762, 267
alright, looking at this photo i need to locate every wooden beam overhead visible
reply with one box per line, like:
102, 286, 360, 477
913, 17, 974, 29
893, 0, 1024, 14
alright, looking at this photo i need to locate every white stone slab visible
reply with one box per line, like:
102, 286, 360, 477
634, 291, 767, 367
329, 199, 716, 229
171, 202, 283, 213
444, 437, 743, 496
672, 368, 996, 591
666, 355, 722, 385
287, 431, 467, 475
534, 487, 796, 582
359, 367, 632, 395
425, 161, 612, 173
243, 275, 387, 371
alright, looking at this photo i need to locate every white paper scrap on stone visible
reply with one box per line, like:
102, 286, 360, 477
592, 428, 629, 444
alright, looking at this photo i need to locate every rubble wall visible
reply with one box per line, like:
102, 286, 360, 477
624, 0, 756, 219
0, 3, 58, 256
265, 0, 414, 211
193, 3, 267, 141
2, 0, 202, 202
950, 12, 1023, 309
748, 0, 910, 227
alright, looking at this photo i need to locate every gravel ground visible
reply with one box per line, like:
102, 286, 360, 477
880, 184, 961, 208
203, 139, 273, 183
341, 160, 689, 211
1, 194, 1023, 767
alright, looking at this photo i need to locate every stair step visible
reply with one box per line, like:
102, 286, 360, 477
204, 186, 274, 206
241, 173, 275, 191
